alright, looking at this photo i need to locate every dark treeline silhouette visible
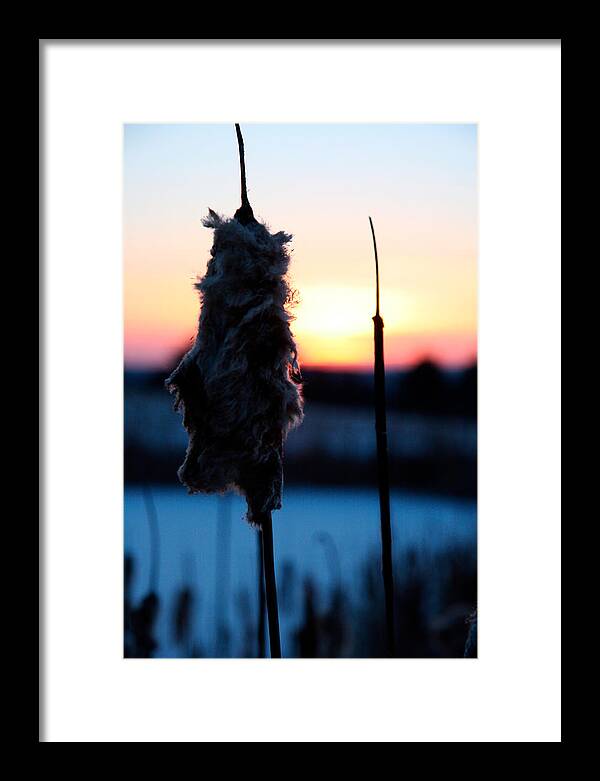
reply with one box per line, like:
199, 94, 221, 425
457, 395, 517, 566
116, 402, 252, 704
124, 360, 477, 498
303, 361, 476, 418
128, 360, 477, 418
279, 451, 476, 498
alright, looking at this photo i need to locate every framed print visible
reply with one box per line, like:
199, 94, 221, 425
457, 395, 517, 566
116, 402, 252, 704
41, 39, 561, 743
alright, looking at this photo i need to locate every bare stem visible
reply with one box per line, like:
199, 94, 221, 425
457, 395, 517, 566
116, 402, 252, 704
257, 531, 266, 658
142, 484, 161, 593
235, 123, 249, 207
369, 216, 380, 317
234, 124, 255, 225
260, 513, 282, 658
370, 217, 396, 656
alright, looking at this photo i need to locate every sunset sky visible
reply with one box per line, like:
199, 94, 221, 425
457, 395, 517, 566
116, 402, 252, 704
124, 124, 477, 370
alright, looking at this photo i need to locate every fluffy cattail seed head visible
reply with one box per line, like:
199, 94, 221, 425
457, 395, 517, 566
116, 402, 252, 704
166, 210, 303, 525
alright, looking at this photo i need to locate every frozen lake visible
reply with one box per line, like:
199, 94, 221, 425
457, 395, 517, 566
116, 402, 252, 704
124, 485, 477, 657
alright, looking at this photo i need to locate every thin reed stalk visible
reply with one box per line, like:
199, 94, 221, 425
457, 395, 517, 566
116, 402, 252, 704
259, 512, 282, 658
257, 532, 266, 658
142, 484, 160, 593
234, 123, 255, 226
214, 495, 232, 656
369, 217, 396, 657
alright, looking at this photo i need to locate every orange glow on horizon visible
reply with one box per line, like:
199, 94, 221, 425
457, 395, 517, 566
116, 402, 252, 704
124, 278, 476, 371
124, 125, 477, 371
124, 256, 477, 370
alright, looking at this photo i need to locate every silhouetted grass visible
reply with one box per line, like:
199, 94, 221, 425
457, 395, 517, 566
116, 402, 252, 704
124, 541, 476, 658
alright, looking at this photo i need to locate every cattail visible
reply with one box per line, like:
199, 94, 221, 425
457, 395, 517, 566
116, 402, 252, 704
214, 495, 232, 657
142, 484, 160, 593
167, 124, 303, 657
370, 217, 396, 657
124, 486, 161, 658
464, 610, 477, 658
173, 585, 194, 650
256, 533, 267, 658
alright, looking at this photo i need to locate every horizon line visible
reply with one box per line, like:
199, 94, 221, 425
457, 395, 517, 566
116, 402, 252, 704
124, 357, 477, 374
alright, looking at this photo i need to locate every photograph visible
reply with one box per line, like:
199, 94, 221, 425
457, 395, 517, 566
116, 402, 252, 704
123, 122, 478, 659
41, 38, 561, 743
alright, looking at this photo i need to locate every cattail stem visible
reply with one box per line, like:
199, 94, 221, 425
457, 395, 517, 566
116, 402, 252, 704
234, 124, 255, 225
215, 495, 232, 657
260, 513, 282, 658
369, 217, 396, 657
371, 217, 381, 318
142, 484, 160, 593
257, 532, 266, 657
235, 123, 249, 207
